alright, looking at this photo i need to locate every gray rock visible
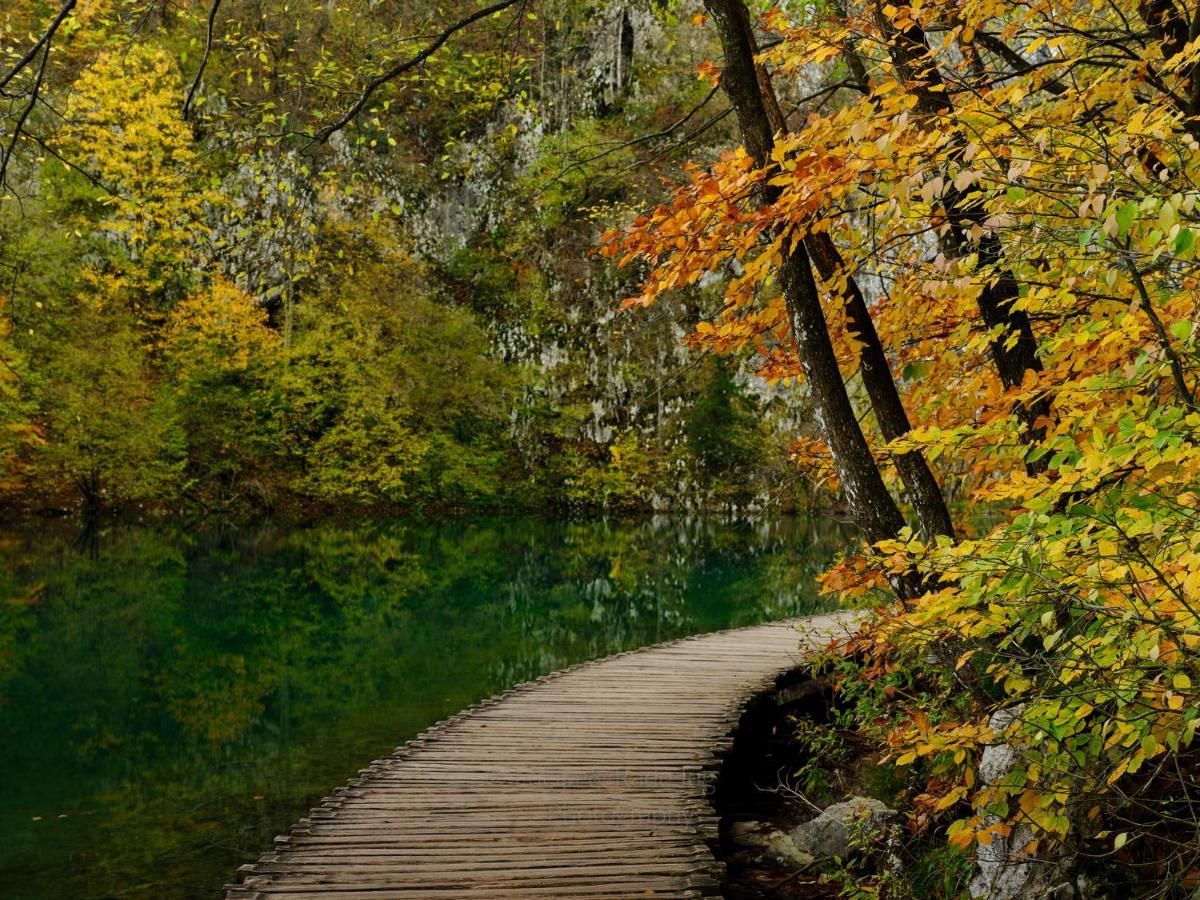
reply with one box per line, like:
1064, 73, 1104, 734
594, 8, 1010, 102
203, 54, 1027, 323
969, 706, 1077, 899
786, 796, 898, 859
977, 706, 1024, 789
969, 823, 1068, 900
762, 830, 816, 869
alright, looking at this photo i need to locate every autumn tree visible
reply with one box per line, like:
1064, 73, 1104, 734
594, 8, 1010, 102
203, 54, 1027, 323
610, 0, 1200, 885
162, 279, 283, 507
61, 43, 210, 307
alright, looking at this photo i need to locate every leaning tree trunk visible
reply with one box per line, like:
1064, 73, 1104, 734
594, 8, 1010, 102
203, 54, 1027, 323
704, 0, 920, 578
709, 0, 955, 543
807, 232, 956, 540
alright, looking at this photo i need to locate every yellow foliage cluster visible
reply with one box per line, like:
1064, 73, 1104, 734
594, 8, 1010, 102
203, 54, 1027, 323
163, 279, 281, 376
63, 44, 213, 301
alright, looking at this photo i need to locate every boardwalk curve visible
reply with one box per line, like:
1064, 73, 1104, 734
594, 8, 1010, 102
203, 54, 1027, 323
227, 612, 855, 900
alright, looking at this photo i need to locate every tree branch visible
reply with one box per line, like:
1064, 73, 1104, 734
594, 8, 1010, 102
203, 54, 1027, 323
182, 0, 223, 120
974, 31, 1067, 96
1124, 246, 1197, 410
535, 84, 721, 196
0, 0, 75, 94
1, 40, 51, 191
313, 0, 527, 143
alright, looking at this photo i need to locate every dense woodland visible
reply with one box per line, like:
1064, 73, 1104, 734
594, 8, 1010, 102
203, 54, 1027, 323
0, 0, 806, 518
5, 0, 1200, 895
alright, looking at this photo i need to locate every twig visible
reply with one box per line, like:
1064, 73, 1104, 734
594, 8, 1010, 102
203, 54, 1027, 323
182, 0, 223, 120
313, 0, 527, 142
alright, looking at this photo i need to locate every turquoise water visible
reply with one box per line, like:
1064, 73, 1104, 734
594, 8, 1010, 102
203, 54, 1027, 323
0, 515, 843, 898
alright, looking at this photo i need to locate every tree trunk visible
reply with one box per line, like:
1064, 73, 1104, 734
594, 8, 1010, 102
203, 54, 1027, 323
705, 0, 953, 548
807, 232, 956, 540
703, 0, 916, 564
874, 6, 1049, 460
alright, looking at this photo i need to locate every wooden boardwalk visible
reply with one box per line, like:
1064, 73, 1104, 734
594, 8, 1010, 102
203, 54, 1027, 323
226, 612, 854, 900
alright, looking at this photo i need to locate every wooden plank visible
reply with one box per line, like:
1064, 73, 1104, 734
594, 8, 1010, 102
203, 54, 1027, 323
226, 613, 854, 899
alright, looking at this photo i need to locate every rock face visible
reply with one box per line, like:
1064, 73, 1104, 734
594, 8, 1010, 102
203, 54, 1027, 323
787, 796, 898, 859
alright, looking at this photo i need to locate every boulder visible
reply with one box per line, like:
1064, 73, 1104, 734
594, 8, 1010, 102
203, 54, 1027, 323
762, 830, 816, 869
727, 819, 773, 850
786, 796, 898, 859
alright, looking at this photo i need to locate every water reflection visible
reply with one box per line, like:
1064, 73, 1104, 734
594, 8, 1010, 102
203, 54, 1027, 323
0, 515, 844, 898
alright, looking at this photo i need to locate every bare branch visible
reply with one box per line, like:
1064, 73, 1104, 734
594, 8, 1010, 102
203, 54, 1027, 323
314, 0, 527, 143
24, 129, 118, 197
0, 1, 75, 94
182, 0, 223, 121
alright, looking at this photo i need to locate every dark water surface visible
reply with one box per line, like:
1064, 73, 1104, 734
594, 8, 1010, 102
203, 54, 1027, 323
0, 515, 844, 898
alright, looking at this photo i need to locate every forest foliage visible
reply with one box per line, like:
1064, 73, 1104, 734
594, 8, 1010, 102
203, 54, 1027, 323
0, 0, 796, 517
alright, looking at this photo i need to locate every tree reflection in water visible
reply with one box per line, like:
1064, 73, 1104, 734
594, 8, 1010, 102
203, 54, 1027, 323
0, 514, 845, 898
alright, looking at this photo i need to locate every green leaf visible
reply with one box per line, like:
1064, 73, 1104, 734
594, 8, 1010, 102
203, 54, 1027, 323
1116, 200, 1138, 237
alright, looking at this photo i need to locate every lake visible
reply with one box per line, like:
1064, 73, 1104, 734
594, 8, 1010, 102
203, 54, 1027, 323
0, 515, 844, 898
